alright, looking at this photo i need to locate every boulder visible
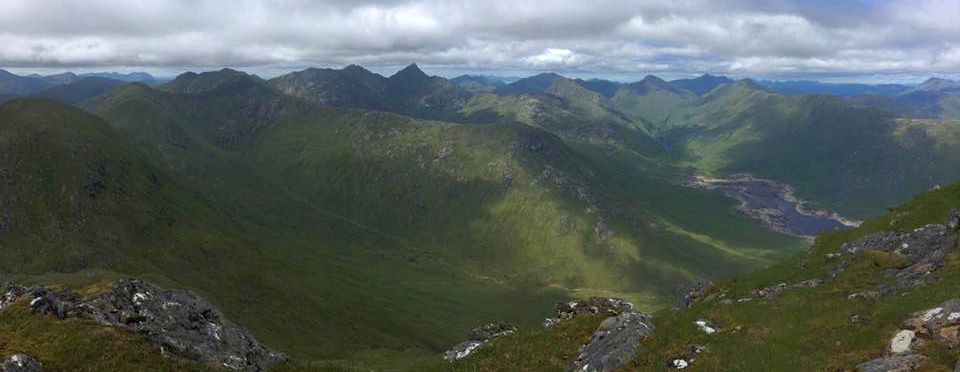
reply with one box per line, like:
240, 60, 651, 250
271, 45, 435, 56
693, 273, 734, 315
568, 311, 654, 372
0, 354, 42, 372
77, 279, 284, 371
858, 354, 927, 372
890, 330, 916, 354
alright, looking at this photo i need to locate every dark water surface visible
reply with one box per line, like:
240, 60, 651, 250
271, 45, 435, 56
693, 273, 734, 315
698, 176, 857, 237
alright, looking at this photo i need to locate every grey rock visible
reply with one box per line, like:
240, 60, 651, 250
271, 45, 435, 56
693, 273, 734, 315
947, 208, 960, 231
793, 279, 823, 288
27, 288, 79, 320
443, 322, 517, 361
568, 311, 654, 372
858, 354, 927, 372
77, 279, 284, 371
0, 284, 26, 310
0, 354, 42, 372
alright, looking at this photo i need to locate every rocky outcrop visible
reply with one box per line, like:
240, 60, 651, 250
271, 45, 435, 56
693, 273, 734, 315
568, 310, 654, 372
442, 323, 517, 361
838, 212, 958, 290
544, 297, 636, 328
0, 280, 283, 371
0, 354, 42, 372
78, 279, 284, 370
858, 354, 928, 372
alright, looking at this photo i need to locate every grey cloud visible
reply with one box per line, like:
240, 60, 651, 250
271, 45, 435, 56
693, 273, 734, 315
0, 0, 957, 80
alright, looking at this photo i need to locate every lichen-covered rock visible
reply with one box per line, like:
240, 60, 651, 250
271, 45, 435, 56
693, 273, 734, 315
0, 354, 43, 372
858, 354, 927, 372
77, 279, 284, 371
568, 311, 654, 372
443, 322, 516, 361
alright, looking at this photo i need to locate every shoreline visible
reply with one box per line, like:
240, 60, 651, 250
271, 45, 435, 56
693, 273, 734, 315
689, 174, 862, 238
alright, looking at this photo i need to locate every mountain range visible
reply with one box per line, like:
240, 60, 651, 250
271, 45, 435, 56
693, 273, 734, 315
3, 63, 960, 369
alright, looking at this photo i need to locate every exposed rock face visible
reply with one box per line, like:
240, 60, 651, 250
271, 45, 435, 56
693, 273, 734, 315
568, 311, 654, 372
858, 354, 927, 372
78, 279, 284, 371
442, 323, 517, 361
0, 354, 43, 372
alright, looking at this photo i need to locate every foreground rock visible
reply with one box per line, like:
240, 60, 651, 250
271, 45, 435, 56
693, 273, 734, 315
0, 280, 283, 371
0, 354, 42, 372
568, 310, 654, 372
79, 279, 285, 370
443, 323, 516, 361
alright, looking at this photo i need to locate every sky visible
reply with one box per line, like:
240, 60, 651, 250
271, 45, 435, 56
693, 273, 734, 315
1, 0, 959, 83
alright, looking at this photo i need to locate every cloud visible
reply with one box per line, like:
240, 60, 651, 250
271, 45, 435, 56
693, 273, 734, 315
0, 0, 957, 80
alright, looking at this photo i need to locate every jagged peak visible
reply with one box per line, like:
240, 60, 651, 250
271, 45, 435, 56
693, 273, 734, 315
391, 63, 429, 80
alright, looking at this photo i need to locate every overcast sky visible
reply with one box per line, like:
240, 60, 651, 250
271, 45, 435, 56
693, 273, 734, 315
1, 0, 958, 82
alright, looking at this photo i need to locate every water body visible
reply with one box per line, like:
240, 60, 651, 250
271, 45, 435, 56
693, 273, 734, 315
691, 174, 860, 238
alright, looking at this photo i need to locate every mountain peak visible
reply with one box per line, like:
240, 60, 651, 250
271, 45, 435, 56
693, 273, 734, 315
914, 77, 960, 92
391, 63, 429, 80
639, 75, 668, 85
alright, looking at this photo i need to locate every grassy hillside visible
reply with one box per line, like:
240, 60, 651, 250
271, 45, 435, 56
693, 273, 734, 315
460, 177, 960, 371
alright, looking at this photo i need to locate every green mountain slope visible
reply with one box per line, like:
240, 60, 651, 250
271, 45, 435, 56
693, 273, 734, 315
610, 75, 697, 126
459, 171, 960, 372
658, 81, 960, 218
267, 64, 472, 120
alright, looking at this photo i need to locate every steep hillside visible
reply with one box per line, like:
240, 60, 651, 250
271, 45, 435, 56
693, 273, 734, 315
458, 174, 960, 372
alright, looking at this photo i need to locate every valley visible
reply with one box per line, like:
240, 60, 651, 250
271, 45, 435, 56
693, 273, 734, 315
1, 63, 960, 370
